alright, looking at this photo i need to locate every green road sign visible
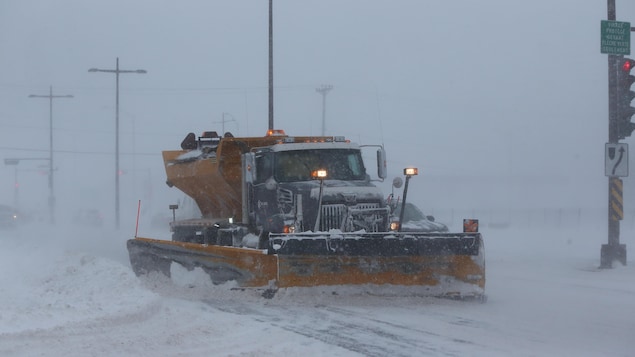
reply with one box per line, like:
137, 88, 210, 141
601, 20, 631, 55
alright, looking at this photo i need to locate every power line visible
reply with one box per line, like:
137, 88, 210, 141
0, 146, 159, 157
0, 82, 318, 94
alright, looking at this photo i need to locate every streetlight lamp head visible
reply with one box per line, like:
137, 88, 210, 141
136, 70, 147, 74
88, 68, 99, 72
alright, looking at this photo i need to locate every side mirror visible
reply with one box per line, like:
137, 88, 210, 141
242, 153, 256, 183
392, 177, 403, 189
376, 147, 387, 180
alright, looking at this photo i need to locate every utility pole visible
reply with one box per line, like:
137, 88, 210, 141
268, 0, 274, 131
601, 0, 632, 267
316, 84, 333, 136
28, 86, 73, 225
89, 58, 147, 229
214, 112, 238, 136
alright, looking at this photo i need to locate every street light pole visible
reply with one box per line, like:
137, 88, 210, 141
89, 58, 147, 229
268, 0, 274, 131
28, 86, 73, 224
316, 84, 333, 136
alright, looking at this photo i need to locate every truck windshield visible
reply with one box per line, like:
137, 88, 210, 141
274, 149, 366, 182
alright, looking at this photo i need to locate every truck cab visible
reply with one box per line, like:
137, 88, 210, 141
243, 137, 388, 237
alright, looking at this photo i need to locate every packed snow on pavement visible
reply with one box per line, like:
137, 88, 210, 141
0, 222, 633, 357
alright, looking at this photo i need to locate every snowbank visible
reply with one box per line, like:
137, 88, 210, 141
0, 223, 633, 356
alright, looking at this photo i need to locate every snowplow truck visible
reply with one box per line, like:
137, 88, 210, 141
127, 130, 485, 298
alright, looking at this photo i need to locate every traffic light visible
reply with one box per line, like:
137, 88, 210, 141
617, 57, 635, 139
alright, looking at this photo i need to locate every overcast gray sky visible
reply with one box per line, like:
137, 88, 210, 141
1, 1, 634, 221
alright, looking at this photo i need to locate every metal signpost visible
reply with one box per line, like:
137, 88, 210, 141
4, 157, 52, 214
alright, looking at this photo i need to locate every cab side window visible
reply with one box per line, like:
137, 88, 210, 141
254, 153, 272, 184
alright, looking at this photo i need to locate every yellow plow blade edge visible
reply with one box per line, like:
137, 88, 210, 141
128, 237, 279, 287
276, 254, 484, 290
127, 233, 485, 298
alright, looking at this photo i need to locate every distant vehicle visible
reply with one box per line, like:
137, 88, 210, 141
73, 209, 104, 227
0, 204, 19, 229
390, 202, 449, 233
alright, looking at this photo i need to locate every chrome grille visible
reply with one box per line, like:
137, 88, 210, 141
320, 204, 346, 231
319, 203, 385, 232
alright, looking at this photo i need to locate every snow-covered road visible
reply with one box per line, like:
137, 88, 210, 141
0, 223, 633, 356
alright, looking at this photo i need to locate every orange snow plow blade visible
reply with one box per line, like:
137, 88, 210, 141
127, 232, 485, 299
284, 254, 480, 284
127, 237, 279, 286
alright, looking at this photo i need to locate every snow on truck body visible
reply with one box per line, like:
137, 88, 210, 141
128, 130, 485, 299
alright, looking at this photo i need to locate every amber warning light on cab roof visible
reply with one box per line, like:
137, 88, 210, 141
266, 129, 287, 136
